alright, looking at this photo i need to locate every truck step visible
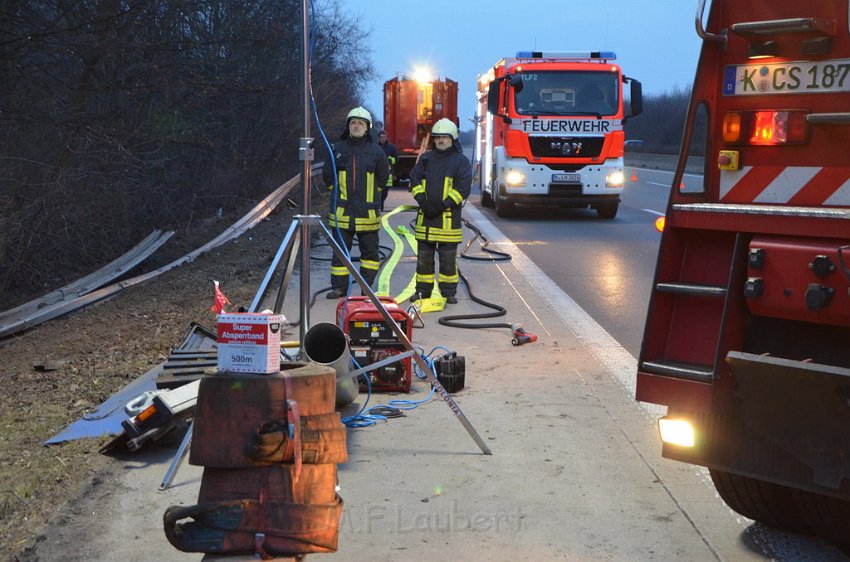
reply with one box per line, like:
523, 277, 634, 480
656, 282, 727, 297
640, 359, 715, 382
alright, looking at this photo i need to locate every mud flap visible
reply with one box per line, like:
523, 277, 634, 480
726, 351, 850, 490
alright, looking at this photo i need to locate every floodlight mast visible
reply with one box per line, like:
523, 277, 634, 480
299, 0, 313, 346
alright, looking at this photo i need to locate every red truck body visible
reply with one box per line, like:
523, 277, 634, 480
636, 0, 850, 548
383, 76, 458, 181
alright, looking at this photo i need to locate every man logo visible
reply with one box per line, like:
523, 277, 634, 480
550, 141, 583, 156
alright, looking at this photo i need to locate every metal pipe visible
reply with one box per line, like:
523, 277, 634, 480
299, 0, 313, 348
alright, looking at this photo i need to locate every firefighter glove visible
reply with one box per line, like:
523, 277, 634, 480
421, 200, 440, 219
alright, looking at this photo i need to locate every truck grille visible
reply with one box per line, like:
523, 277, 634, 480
528, 136, 605, 158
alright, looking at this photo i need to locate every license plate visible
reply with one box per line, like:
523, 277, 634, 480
723, 58, 850, 96
551, 173, 581, 183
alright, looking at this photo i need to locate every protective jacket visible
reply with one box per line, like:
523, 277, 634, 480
323, 133, 389, 232
409, 140, 471, 243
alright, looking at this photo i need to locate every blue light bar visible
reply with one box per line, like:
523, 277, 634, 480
515, 51, 617, 60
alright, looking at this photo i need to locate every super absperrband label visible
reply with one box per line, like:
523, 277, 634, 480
217, 313, 282, 374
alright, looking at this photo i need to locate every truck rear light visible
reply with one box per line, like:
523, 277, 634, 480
659, 417, 695, 447
722, 110, 809, 145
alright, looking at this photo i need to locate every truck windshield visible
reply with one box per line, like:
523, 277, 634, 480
513, 71, 619, 117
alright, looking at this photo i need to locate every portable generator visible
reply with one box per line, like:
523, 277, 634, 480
335, 296, 412, 393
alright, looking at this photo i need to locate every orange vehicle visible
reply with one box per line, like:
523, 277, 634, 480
383, 75, 458, 183
637, 0, 850, 548
474, 51, 642, 218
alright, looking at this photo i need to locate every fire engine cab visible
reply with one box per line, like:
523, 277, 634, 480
637, 0, 850, 548
474, 51, 642, 218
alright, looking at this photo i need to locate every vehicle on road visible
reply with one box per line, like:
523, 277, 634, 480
383, 74, 458, 184
474, 51, 642, 218
636, 0, 850, 549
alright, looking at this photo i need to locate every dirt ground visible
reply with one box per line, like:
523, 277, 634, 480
0, 190, 318, 561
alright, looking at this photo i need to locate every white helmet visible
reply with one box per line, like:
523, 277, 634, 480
346, 106, 372, 128
431, 118, 458, 140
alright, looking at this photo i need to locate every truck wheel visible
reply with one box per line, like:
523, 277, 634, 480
596, 202, 618, 219
792, 488, 850, 549
709, 468, 810, 534
493, 186, 514, 217
481, 189, 493, 207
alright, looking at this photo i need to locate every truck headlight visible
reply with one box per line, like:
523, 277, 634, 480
606, 170, 625, 187
658, 417, 695, 447
505, 171, 526, 187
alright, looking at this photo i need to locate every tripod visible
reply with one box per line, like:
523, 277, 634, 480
160, 213, 492, 489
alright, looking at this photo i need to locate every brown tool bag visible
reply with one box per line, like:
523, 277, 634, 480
164, 362, 347, 559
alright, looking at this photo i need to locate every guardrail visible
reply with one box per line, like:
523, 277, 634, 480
0, 166, 320, 341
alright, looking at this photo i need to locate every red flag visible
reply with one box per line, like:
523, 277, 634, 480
210, 280, 231, 314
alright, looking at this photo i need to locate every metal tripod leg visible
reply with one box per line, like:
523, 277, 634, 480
312, 217, 492, 455
160, 424, 192, 490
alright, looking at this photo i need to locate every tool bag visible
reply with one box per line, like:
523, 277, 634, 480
164, 362, 347, 558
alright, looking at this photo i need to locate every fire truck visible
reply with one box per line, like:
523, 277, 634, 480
474, 51, 643, 218
383, 75, 458, 183
636, 0, 850, 548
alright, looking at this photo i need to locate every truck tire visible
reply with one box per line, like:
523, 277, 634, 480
709, 468, 810, 534
481, 189, 493, 207
791, 488, 850, 550
493, 185, 514, 217
596, 201, 618, 219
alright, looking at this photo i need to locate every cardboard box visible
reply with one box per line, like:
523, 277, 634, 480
217, 313, 282, 374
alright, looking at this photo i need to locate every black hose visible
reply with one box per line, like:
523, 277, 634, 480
460, 218, 511, 262
438, 271, 514, 330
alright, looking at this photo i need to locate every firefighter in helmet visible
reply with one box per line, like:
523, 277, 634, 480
322, 106, 390, 298
409, 118, 471, 304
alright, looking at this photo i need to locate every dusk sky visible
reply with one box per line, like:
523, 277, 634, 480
335, 0, 706, 130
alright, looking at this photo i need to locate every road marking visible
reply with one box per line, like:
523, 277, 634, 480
646, 181, 671, 187
642, 208, 665, 216
463, 204, 664, 417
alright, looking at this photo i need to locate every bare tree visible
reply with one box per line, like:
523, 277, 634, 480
0, 0, 373, 300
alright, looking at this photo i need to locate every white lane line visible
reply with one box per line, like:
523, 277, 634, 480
645, 181, 671, 187
643, 208, 665, 216
463, 204, 664, 417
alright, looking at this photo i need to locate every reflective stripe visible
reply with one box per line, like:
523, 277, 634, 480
720, 166, 850, 204
331, 266, 349, 277
414, 225, 463, 243
417, 273, 436, 283
411, 182, 426, 197
339, 171, 348, 200
366, 172, 375, 203
360, 259, 380, 271
438, 272, 459, 283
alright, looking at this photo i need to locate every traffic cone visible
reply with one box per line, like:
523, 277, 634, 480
630, 170, 638, 182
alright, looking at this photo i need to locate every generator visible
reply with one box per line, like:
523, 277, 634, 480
335, 296, 412, 393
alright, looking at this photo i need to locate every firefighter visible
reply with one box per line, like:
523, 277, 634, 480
323, 106, 390, 299
409, 118, 471, 304
376, 130, 398, 211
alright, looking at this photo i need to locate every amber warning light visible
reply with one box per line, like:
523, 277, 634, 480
722, 110, 809, 145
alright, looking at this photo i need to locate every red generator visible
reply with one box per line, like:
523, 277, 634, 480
335, 296, 413, 393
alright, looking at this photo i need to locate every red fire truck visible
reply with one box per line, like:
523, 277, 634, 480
383, 75, 458, 183
474, 51, 643, 218
637, 0, 850, 547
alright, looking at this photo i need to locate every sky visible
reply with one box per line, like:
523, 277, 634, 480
336, 0, 705, 131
